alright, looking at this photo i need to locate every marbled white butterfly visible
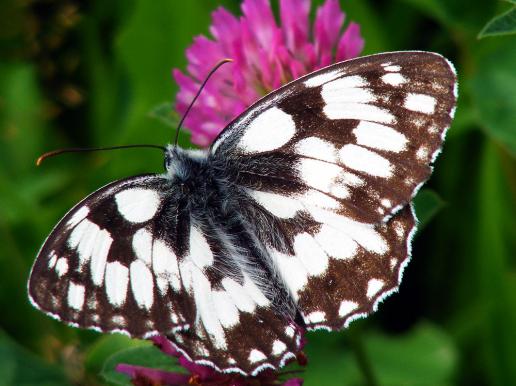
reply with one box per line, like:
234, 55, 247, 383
29, 51, 457, 375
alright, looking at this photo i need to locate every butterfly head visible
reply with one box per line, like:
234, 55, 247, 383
164, 145, 208, 182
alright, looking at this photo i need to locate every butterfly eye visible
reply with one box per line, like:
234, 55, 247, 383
163, 153, 171, 170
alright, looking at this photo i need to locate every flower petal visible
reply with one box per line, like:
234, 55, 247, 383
280, 0, 310, 54
173, 0, 364, 148
283, 378, 305, 386
336, 22, 365, 61
314, 0, 345, 67
210, 7, 241, 56
116, 363, 190, 385
152, 335, 180, 357
185, 36, 225, 81
241, 0, 279, 47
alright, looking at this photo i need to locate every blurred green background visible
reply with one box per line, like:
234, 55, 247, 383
1, 0, 515, 385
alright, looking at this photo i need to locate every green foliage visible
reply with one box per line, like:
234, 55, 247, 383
0, 0, 515, 385
0, 330, 69, 386
303, 323, 456, 386
149, 102, 181, 129
478, 1, 516, 38
470, 43, 516, 155
101, 343, 185, 386
413, 189, 446, 229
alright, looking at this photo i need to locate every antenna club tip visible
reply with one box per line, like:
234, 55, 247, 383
36, 156, 44, 166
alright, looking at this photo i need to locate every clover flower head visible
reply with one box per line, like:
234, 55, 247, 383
174, 0, 364, 146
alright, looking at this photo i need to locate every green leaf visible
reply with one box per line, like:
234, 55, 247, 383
413, 189, 446, 229
101, 344, 185, 386
149, 102, 180, 128
398, 0, 454, 27
478, 6, 516, 38
304, 323, 456, 386
472, 142, 516, 385
470, 44, 516, 155
84, 334, 144, 377
365, 323, 457, 386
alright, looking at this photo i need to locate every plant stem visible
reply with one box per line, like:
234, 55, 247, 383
349, 331, 379, 386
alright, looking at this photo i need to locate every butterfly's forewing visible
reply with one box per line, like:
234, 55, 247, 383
210, 51, 456, 329
211, 51, 457, 224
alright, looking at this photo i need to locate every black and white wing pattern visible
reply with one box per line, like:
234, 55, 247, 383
29, 175, 192, 336
29, 174, 302, 375
212, 51, 457, 223
209, 51, 456, 328
29, 51, 457, 376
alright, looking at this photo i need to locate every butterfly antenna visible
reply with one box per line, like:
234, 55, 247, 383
36, 144, 167, 166
173, 58, 233, 147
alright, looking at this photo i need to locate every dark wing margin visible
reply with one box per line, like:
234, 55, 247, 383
209, 51, 457, 224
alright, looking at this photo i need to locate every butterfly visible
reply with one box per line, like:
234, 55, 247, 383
29, 51, 457, 376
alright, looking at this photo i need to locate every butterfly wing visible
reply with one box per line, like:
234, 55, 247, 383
211, 51, 457, 224
209, 51, 456, 329
29, 174, 194, 336
29, 174, 302, 375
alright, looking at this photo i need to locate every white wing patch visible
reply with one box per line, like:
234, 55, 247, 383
238, 107, 296, 153
90, 231, 112, 286
339, 144, 393, 177
382, 72, 407, 86
249, 349, 267, 364
188, 226, 214, 268
222, 278, 258, 313
212, 290, 240, 328
293, 233, 329, 275
314, 224, 357, 260
152, 239, 181, 293
366, 278, 385, 299
67, 206, 90, 228
115, 188, 160, 223
270, 248, 309, 300
338, 300, 359, 316
55, 257, 69, 277
105, 261, 129, 307
303, 68, 344, 88
130, 260, 154, 309
190, 266, 227, 350
248, 190, 303, 219
321, 76, 395, 124
305, 311, 326, 324
295, 137, 338, 163
132, 228, 153, 265
272, 340, 287, 355
404, 93, 437, 114
68, 218, 113, 284
297, 158, 350, 199
309, 207, 388, 254
68, 282, 85, 311
352, 121, 408, 152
